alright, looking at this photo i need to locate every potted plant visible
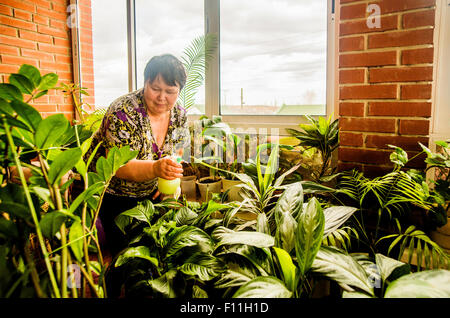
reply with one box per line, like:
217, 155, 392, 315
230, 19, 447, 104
286, 114, 340, 184
195, 116, 230, 201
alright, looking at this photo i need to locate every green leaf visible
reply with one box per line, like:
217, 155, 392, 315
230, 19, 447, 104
384, 270, 450, 298
214, 265, 260, 289
48, 148, 82, 185
212, 226, 275, 249
273, 247, 297, 292
232, 276, 292, 298
114, 200, 157, 234
165, 226, 214, 258
9, 74, 34, 94
178, 254, 224, 281
9, 99, 42, 132
40, 211, 68, 238
311, 246, 374, 296
18, 64, 41, 87
34, 113, 70, 149
323, 206, 358, 238
375, 253, 410, 282
115, 246, 159, 268
147, 269, 178, 297
37, 73, 58, 90
68, 182, 104, 214
388, 145, 408, 167
69, 220, 84, 262
295, 197, 325, 275
0, 83, 23, 101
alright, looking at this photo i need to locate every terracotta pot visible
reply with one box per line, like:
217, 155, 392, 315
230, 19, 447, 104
180, 175, 197, 200
222, 178, 244, 202
196, 176, 222, 202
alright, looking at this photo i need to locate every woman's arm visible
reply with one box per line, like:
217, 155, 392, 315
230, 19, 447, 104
113, 156, 184, 183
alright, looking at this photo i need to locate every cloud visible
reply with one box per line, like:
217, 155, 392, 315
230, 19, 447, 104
90, 0, 329, 107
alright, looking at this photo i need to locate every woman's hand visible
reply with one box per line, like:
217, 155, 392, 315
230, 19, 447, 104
153, 156, 183, 180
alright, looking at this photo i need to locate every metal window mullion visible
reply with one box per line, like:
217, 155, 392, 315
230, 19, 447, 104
127, 0, 137, 92
205, 0, 220, 118
69, 0, 82, 118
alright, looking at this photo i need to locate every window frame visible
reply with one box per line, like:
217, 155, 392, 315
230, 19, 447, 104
122, 0, 338, 134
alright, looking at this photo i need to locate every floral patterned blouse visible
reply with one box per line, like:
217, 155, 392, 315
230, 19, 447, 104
85, 88, 189, 198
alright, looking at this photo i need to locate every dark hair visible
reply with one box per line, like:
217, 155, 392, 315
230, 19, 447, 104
143, 54, 186, 90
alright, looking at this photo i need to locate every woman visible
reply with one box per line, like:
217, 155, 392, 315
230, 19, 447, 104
85, 54, 189, 257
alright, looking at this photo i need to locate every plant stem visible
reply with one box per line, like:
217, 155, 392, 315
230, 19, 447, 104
1, 117, 61, 297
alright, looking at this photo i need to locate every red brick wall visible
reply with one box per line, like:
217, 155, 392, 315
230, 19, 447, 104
338, 0, 435, 176
0, 0, 94, 120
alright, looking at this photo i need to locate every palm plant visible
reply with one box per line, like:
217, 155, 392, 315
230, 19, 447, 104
337, 143, 450, 269
178, 33, 218, 111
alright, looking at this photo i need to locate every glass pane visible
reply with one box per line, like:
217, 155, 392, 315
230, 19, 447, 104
91, 0, 128, 108
220, 0, 327, 116
135, 0, 205, 115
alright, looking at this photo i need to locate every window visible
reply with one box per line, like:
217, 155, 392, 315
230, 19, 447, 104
135, 0, 205, 115
86, 0, 336, 132
219, 0, 327, 117
91, 0, 129, 108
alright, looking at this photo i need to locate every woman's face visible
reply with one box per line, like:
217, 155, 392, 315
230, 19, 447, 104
144, 74, 180, 115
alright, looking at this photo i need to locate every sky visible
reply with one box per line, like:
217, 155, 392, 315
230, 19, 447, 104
89, 0, 328, 111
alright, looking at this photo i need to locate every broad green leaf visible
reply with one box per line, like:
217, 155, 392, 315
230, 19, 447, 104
68, 220, 84, 262
295, 197, 325, 275
273, 247, 297, 292
48, 148, 82, 185
388, 145, 408, 166
165, 226, 214, 258
18, 64, 41, 87
311, 246, 374, 296
214, 265, 260, 289
232, 276, 292, 298
256, 212, 271, 235
212, 226, 275, 249
262, 143, 279, 192
148, 269, 178, 297
173, 206, 198, 226
178, 254, 224, 281
217, 244, 273, 277
114, 200, 157, 234
375, 253, 410, 282
37, 73, 58, 90
9, 100, 42, 132
34, 113, 70, 149
0, 83, 23, 101
323, 206, 358, 238
68, 182, 104, 214
9, 73, 34, 94
40, 211, 67, 238
115, 246, 159, 268
384, 270, 450, 298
